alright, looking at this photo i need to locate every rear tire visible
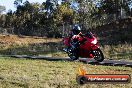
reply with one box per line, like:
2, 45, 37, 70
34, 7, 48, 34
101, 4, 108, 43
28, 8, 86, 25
93, 49, 104, 62
67, 47, 79, 60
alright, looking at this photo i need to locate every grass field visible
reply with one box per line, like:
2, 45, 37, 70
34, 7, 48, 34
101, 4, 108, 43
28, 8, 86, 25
0, 35, 131, 88
0, 57, 132, 88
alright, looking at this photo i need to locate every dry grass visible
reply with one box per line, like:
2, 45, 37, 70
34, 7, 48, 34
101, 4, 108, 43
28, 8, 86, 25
0, 34, 131, 60
0, 34, 61, 49
100, 43, 132, 60
0, 34, 62, 55
0, 57, 131, 88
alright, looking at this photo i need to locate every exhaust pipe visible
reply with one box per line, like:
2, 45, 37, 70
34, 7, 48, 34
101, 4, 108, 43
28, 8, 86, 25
63, 48, 68, 52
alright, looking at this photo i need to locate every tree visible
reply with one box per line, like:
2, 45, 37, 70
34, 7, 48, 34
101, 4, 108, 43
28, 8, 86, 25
78, 0, 100, 29
0, 5, 6, 27
14, 0, 23, 7
96, 0, 131, 20
5, 0, 131, 37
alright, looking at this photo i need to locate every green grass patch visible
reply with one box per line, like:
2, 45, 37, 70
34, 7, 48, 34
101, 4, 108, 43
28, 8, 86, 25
0, 57, 132, 88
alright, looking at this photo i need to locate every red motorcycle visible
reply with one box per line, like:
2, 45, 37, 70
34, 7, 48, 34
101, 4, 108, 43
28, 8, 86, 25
63, 32, 104, 62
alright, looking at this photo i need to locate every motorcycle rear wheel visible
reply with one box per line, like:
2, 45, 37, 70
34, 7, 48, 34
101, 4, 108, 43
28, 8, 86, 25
67, 47, 79, 60
93, 49, 104, 62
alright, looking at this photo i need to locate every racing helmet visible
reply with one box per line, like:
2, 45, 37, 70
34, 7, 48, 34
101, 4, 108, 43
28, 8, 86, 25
72, 24, 81, 35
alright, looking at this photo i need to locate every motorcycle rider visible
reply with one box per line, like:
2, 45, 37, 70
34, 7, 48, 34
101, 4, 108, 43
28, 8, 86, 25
69, 24, 82, 39
68, 24, 85, 52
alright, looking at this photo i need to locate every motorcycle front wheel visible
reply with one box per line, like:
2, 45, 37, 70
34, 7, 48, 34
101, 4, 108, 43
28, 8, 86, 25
93, 48, 104, 62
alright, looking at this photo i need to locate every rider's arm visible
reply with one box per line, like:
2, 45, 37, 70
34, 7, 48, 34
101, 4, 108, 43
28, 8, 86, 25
79, 32, 87, 44
79, 32, 83, 37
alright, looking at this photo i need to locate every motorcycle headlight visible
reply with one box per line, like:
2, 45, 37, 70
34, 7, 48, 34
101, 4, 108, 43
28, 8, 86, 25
91, 39, 97, 44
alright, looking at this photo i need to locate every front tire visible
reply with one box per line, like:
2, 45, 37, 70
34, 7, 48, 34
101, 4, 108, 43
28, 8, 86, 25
93, 49, 104, 62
